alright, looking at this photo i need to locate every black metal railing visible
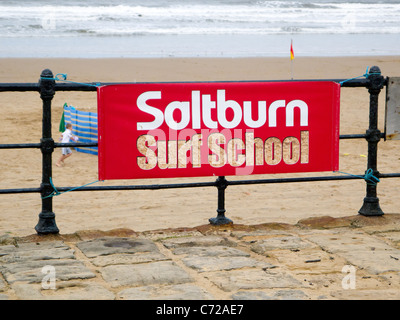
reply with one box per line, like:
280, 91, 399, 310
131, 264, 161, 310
1, 67, 399, 235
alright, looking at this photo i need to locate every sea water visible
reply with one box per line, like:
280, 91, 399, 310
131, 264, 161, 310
0, 0, 399, 58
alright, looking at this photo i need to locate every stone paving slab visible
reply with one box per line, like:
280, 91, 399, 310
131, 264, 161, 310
330, 289, 400, 300
90, 252, 169, 267
10, 282, 115, 300
118, 284, 214, 300
0, 277, 6, 292
171, 245, 276, 272
2, 259, 96, 284
0, 241, 95, 286
182, 256, 273, 273
101, 261, 194, 288
375, 231, 400, 248
265, 247, 347, 274
161, 235, 236, 249
2, 214, 400, 300
171, 246, 250, 257
76, 238, 159, 258
304, 230, 400, 274
206, 268, 304, 292
41, 283, 115, 300
249, 235, 315, 253
0, 247, 75, 263
232, 289, 310, 300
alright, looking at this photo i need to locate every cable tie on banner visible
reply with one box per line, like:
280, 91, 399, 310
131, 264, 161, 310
334, 168, 380, 186
42, 177, 104, 199
41, 73, 101, 87
339, 66, 381, 86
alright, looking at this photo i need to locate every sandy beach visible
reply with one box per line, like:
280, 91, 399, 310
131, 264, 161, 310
0, 56, 399, 237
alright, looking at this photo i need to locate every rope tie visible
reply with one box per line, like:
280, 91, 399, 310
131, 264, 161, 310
41, 73, 101, 87
335, 168, 380, 186
339, 66, 381, 86
42, 177, 103, 199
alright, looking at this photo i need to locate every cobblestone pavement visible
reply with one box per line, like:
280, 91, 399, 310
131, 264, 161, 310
1, 214, 400, 300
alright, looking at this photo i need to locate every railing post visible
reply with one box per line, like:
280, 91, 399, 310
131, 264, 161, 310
209, 176, 233, 225
358, 66, 385, 216
35, 69, 59, 234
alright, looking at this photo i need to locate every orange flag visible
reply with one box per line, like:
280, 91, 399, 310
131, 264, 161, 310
290, 40, 294, 60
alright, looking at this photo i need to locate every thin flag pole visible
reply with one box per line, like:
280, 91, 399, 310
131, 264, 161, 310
290, 39, 294, 80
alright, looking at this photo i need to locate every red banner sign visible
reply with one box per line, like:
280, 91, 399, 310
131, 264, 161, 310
97, 81, 340, 180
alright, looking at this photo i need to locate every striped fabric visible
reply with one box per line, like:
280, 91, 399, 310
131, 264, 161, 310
62, 104, 98, 155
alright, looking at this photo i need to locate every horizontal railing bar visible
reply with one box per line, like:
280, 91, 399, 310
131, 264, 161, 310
0, 142, 98, 149
40, 172, 400, 191
379, 173, 400, 178
0, 182, 217, 194
339, 133, 386, 139
54, 83, 98, 91
339, 134, 366, 139
95, 78, 372, 88
0, 187, 41, 194
227, 174, 375, 186
54, 142, 98, 148
0, 83, 39, 92
57, 181, 218, 191
1, 172, 398, 195
0, 77, 386, 93
0, 143, 41, 149
62, 175, 361, 191
0, 132, 388, 149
